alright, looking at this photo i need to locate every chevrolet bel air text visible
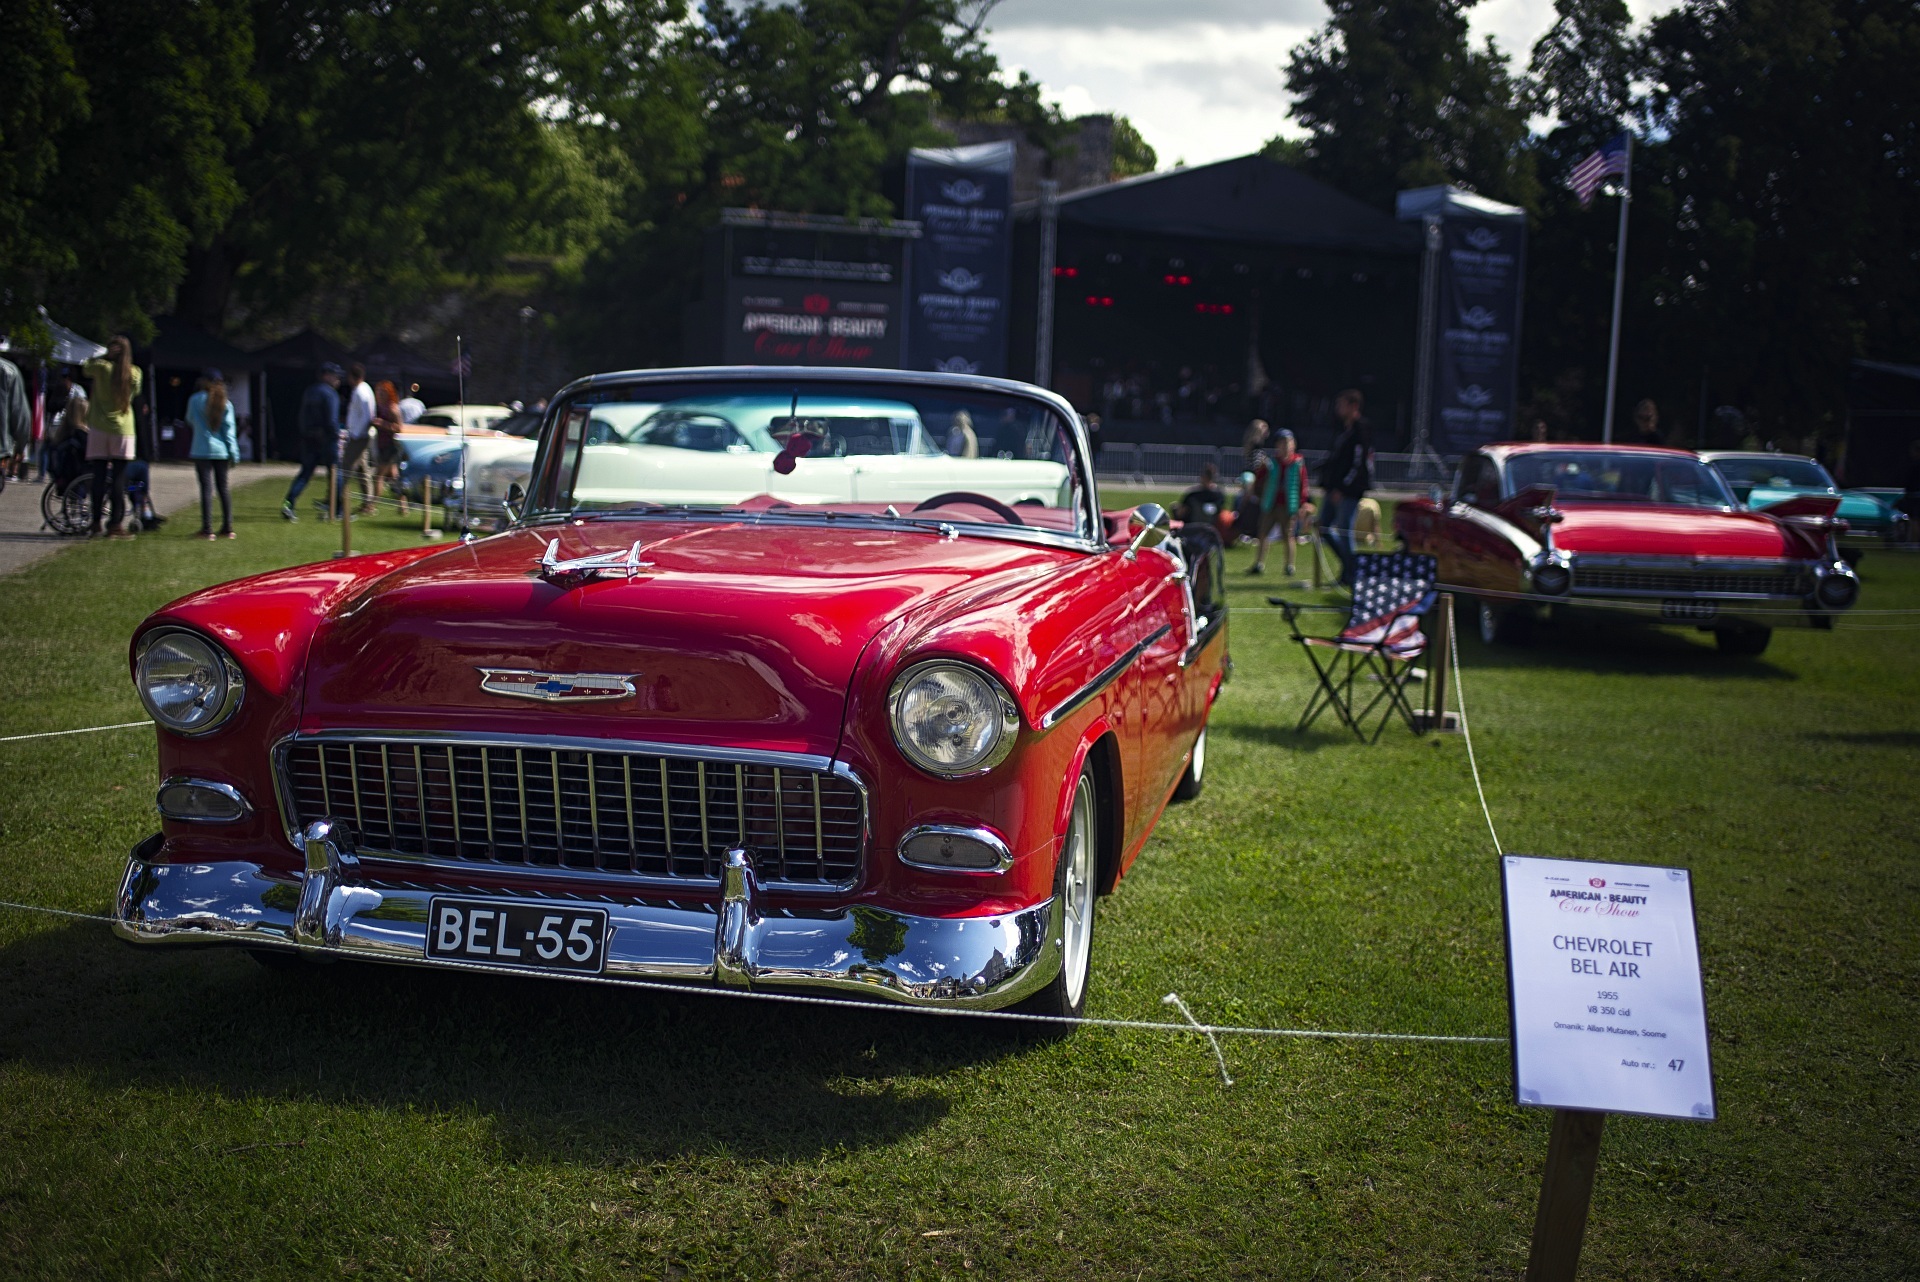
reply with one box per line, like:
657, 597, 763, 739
114, 368, 1228, 1019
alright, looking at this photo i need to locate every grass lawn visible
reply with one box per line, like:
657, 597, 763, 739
1, 477, 1915, 1278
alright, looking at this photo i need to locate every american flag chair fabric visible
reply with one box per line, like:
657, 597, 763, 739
1268, 552, 1438, 742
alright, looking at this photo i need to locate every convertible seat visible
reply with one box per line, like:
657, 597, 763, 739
1270, 552, 1438, 742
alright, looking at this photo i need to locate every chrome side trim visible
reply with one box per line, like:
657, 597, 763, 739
111, 846, 1060, 1009
155, 777, 253, 823
897, 824, 1015, 874
1039, 622, 1172, 730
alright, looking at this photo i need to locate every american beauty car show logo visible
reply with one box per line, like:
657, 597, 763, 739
478, 669, 639, 702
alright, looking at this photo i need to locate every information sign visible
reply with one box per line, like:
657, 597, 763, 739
1501, 854, 1715, 1121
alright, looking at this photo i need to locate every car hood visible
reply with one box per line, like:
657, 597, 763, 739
1553, 502, 1801, 559
300, 520, 1065, 757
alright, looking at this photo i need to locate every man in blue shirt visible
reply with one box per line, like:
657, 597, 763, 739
283, 363, 342, 520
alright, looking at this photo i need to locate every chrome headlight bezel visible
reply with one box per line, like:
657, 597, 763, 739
135, 627, 245, 737
887, 659, 1021, 780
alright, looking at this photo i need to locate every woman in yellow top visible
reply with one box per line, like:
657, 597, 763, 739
82, 335, 142, 538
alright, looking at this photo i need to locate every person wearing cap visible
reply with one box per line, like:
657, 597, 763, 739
187, 368, 240, 538
1250, 428, 1312, 576
284, 362, 342, 520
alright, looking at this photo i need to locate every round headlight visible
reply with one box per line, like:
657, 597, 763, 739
136, 629, 244, 736
1815, 572, 1858, 610
888, 661, 1020, 778
1531, 562, 1572, 596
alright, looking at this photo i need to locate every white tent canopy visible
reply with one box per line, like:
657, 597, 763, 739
0, 307, 107, 365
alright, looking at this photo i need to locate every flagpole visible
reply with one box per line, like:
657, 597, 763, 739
1600, 135, 1632, 444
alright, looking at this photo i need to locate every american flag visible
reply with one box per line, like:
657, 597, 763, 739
1570, 133, 1631, 207
1338, 553, 1437, 659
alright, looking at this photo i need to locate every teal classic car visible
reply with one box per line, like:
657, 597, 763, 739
1700, 452, 1910, 550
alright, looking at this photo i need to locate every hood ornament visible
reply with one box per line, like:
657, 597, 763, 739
536, 538, 654, 589
478, 669, 639, 702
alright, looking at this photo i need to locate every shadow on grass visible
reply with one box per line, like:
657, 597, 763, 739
1799, 730, 1920, 749
1456, 619, 1796, 680
1214, 721, 1358, 752
0, 922, 1027, 1165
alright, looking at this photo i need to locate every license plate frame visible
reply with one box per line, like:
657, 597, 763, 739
425, 897, 610, 974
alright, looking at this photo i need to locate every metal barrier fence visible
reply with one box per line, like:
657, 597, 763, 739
1096, 444, 1458, 492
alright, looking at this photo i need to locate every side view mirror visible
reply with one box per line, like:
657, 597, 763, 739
504, 482, 525, 524
1126, 503, 1172, 560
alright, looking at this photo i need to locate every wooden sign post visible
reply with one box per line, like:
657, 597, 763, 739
1501, 855, 1716, 1280
1412, 593, 1461, 733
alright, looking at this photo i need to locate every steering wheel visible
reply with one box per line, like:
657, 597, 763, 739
912, 491, 1026, 526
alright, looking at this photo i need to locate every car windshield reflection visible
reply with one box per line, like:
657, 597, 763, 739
538, 381, 1089, 539
1507, 451, 1735, 509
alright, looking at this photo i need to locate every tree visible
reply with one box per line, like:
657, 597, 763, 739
0, 0, 88, 339
25, 0, 260, 340
1630, 0, 1920, 443
1285, 0, 1537, 210
1110, 115, 1157, 178
561, 0, 1055, 370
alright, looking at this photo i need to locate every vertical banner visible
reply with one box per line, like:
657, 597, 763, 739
1434, 215, 1526, 451
905, 141, 1015, 376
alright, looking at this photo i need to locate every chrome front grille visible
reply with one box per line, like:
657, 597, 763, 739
278, 737, 863, 887
1572, 564, 1811, 597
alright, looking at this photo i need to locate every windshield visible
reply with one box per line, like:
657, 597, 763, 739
1710, 456, 1836, 492
1505, 451, 1736, 509
529, 379, 1091, 539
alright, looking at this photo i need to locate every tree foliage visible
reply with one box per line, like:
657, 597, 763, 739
1285, 0, 1537, 210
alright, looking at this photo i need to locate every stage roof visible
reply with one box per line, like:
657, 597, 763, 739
1020, 155, 1421, 256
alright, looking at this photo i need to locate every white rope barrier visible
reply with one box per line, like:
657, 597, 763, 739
1449, 616, 1504, 857
0, 720, 147, 744
0, 898, 1507, 1049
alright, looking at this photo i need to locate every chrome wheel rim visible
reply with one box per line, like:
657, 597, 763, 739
1059, 773, 1096, 1008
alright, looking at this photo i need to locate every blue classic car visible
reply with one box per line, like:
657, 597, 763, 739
1699, 452, 1910, 549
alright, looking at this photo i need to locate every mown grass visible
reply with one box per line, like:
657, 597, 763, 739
0, 478, 1915, 1279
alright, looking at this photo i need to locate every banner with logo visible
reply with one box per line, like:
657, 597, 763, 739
1434, 215, 1526, 451
905, 141, 1015, 376
721, 218, 911, 368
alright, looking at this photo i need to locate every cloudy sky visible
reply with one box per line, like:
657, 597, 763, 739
980, 0, 1677, 169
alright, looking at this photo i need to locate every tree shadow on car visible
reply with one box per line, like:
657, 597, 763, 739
1456, 619, 1796, 680
0, 921, 1030, 1166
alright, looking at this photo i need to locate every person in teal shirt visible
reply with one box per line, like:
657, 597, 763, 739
1251, 429, 1313, 576
187, 367, 240, 538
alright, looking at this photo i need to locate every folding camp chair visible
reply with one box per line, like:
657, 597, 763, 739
1269, 552, 1438, 742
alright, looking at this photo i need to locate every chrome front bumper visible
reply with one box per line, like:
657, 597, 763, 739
112, 824, 1059, 1009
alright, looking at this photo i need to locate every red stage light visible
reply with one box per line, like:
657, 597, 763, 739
1052, 266, 1079, 278
1194, 302, 1234, 315
1084, 295, 1114, 307
1161, 274, 1194, 286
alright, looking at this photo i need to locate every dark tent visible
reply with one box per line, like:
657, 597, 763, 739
356, 334, 459, 405
137, 317, 263, 460
1009, 155, 1423, 447
1040, 154, 1419, 256
1845, 360, 1920, 487
250, 330, 355, 461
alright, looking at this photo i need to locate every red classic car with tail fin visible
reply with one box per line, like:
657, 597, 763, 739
1394, 443, 1858, 655
115, 369, 1226, 1018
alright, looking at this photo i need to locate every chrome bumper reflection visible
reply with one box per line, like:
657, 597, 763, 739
111, 828, 1058, 1010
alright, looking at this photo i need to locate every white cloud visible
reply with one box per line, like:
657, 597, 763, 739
984, 1, 1682, 171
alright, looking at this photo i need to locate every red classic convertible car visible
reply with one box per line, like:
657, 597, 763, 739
114, 368, 1226, 1018
1394, 443, 1858, 655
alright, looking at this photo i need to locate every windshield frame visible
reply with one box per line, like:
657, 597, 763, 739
1705, 454, 1838, 494
517, 367, 1104, 549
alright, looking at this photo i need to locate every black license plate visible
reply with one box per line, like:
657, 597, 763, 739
1661, 599, 1719, 620
426, 898, 609, 973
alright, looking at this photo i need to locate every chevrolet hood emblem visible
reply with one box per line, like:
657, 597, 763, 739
477, 669, 639, 702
